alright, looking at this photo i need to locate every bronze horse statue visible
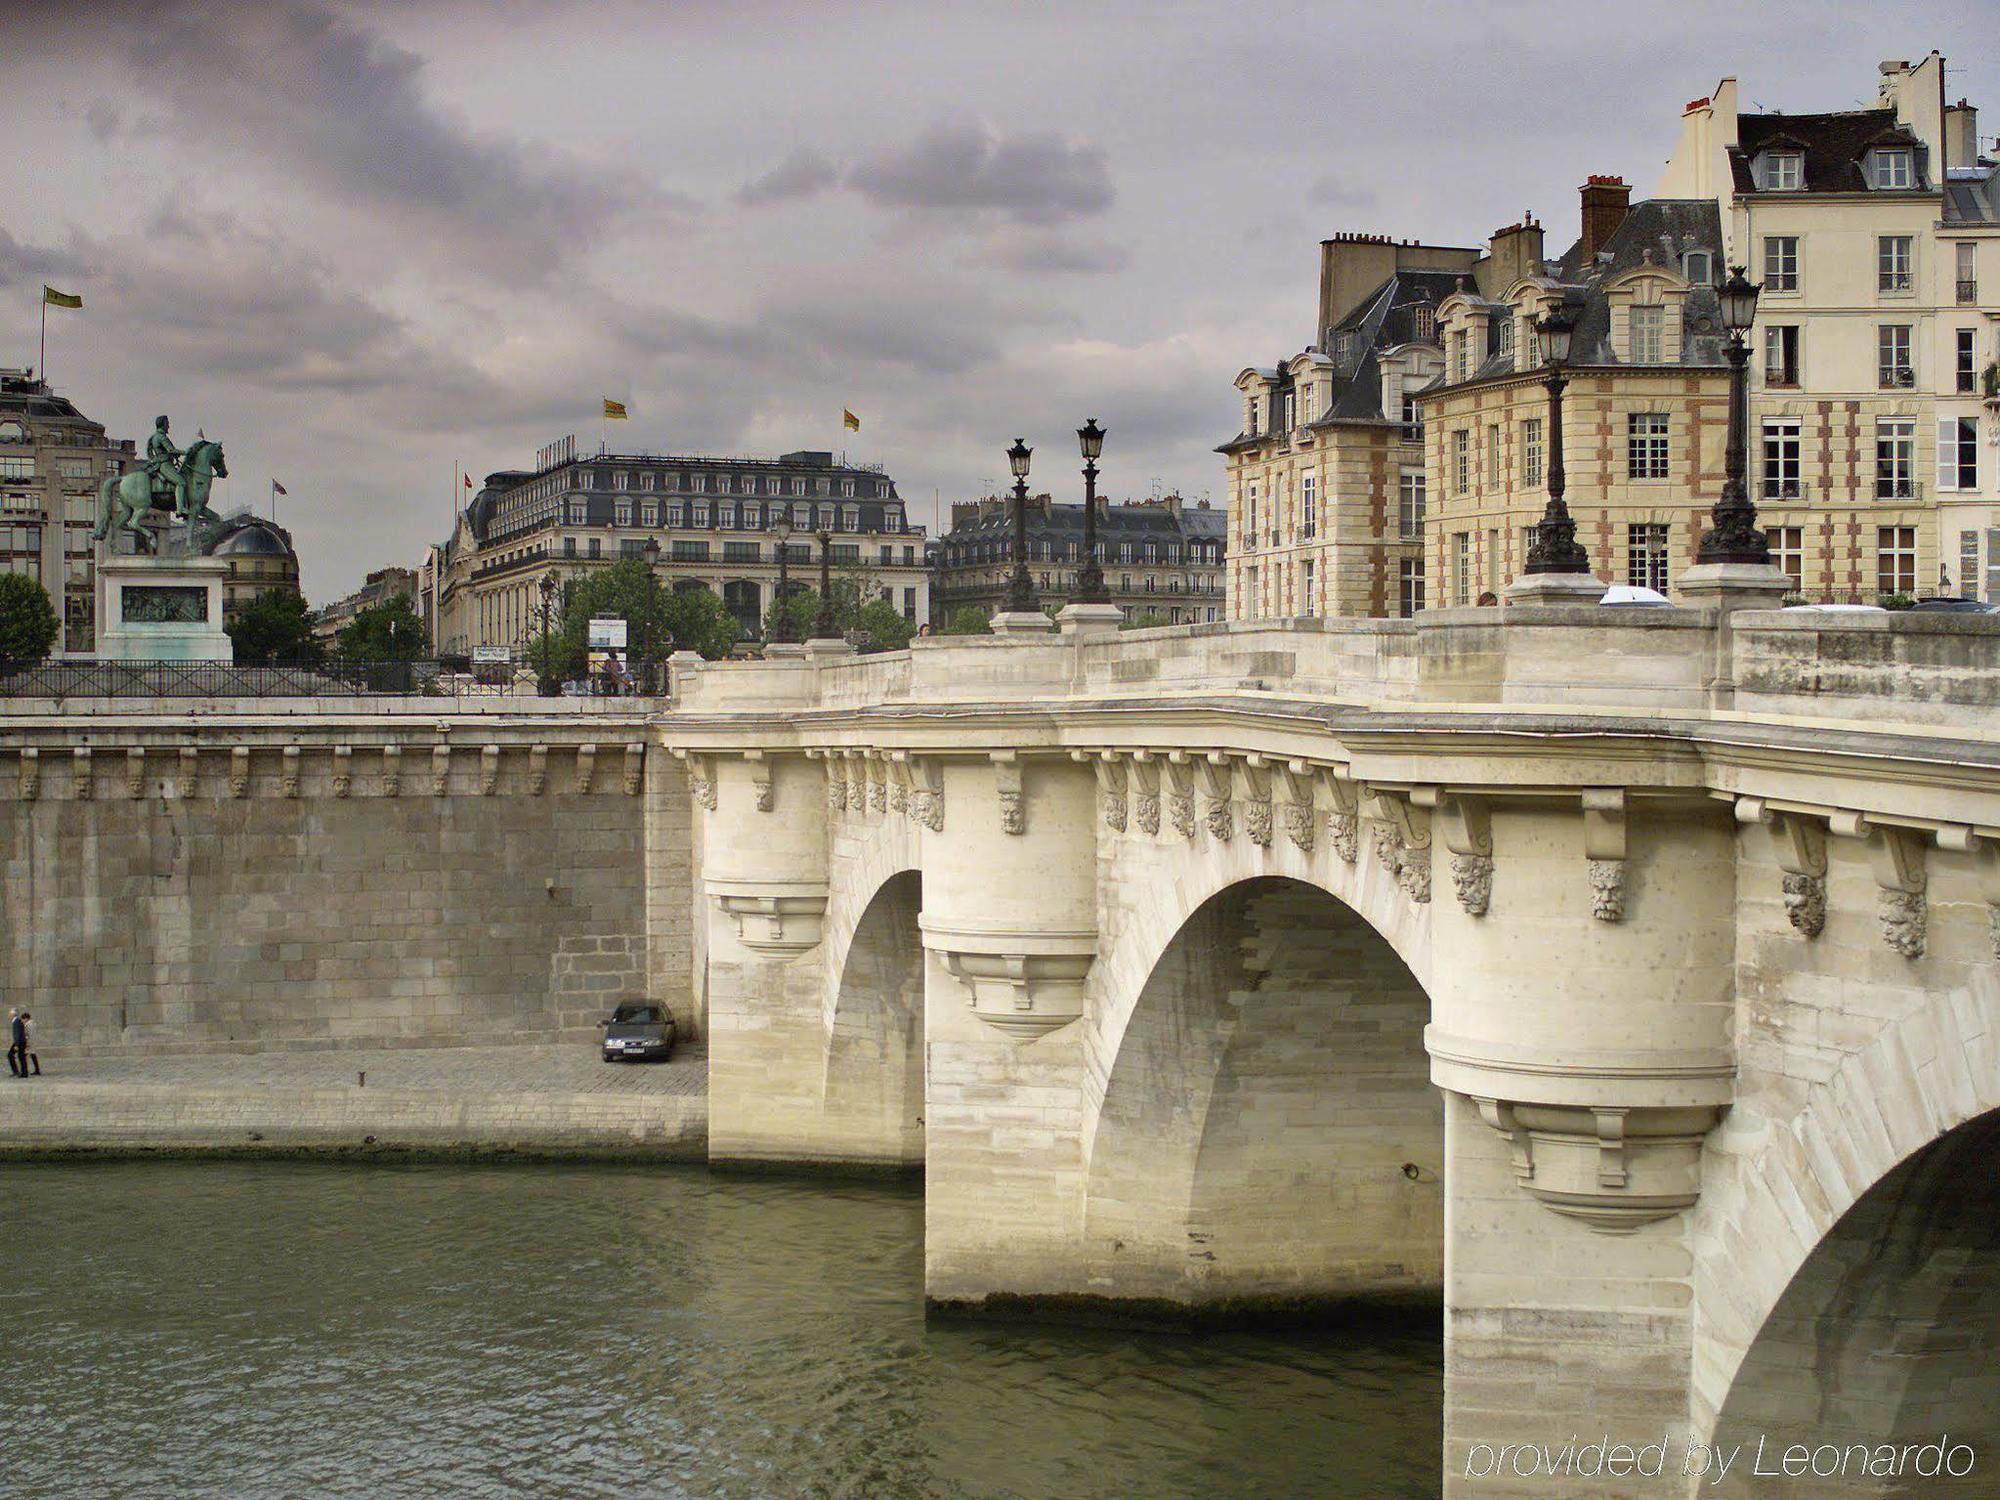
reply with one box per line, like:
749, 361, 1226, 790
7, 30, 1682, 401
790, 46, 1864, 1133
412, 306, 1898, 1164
94, 438, 228, 552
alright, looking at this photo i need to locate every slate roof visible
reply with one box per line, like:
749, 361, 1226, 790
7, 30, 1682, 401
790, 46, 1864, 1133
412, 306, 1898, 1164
1729, 110, 1929, 194
1945, 163, 2000, 225
940, 500, 1225, 559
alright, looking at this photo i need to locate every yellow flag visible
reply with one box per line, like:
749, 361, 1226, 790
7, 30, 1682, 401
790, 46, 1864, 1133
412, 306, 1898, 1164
842, 408, 860, 432
603, 398, 628, 420
42, 286, 82, 309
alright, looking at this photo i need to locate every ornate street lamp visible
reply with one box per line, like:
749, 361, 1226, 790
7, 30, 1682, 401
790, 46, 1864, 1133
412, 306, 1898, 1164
1523, 301, 1591, 575
811, 527, 837, 639
536, 569, 559, 694
1075, 419, 1109, 603
1004, 438, 1036, 614
1695, 265, 1772, 564
769, 514, 797, 644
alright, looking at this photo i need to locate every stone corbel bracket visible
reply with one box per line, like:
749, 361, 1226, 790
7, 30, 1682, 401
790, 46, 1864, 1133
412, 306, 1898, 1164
282, 745, 303, 798
1582, 789, 1627, 922
74, 746, 93, 801
922, 917, 1095, 1040
1322, 766, 1359, 864
1831, 810, 1928, 959
574, 743, 597, 796
1471, 1096, 1723, 1233
331, 744, 353, 799
1937, 825, 2000, 959
1163, 752, 1197, 840
1366, 786, 1431, 904
1277, 760, 1316, 853
886, 752, 911, 816
1198, 751, 1234, 842
381, 745, 401, 798
528, 745, 549, 797
990, 750, 1024, 835
744, 749, 773, 812
428, 744, 449, 798
623, 743, 646, 797
846, 751, 868, 816
478, 744, 501, 796
1737, 798, 1828, 938
710, 878, 828, 957
1239, 754, 1273, 848
1424, 789, 1493, 917
1128, 751, 1161, 836
674, 749, 716, 811
1073, 750, 1126, 834
125, 746, 147, 800
907, 755, 944, 832
865, 754, 888, 814
174, 746, 198, 801
17, 748, 37, 802
807, 748, 846, 814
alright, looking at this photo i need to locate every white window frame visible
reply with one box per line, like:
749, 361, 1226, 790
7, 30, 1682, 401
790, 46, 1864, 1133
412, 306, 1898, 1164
1762, 152, 1802, 191
1877, 236, 1913, 294
1398, 472, 1426, 539
1629, 304, 1664, 364
1627, 413, 1670, 481
1522, 418, 1543, 488
1871, 148, 1913, 190
1762, 235, 1799, 292
1762, 419, 1803, 500
1874, 418, 1916, 500
1627, 522, 1670, 592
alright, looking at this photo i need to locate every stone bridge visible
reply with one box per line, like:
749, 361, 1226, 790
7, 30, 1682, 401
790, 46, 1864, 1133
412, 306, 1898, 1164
668, 606, 2000, 1498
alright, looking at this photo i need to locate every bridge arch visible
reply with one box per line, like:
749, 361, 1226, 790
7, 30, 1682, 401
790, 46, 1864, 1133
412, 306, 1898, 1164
1697, 970, 2000, 1472
820, 867, 925, 1166
1081, 873, 1442, 1315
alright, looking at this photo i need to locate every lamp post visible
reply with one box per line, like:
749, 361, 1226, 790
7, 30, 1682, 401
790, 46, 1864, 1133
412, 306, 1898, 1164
811, 528, 836, 639
1694, 265, 1770, 564
1003, 438, 1036, 614
536, 570, 558, 694
1076, 419, 1108, 603
1523, 303, 1591, 575
770, 515, 796, 644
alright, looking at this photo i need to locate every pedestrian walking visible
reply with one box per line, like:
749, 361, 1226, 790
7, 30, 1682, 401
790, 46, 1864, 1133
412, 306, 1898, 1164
5, 1007, 18, 1077
20, 1012, 36, 1076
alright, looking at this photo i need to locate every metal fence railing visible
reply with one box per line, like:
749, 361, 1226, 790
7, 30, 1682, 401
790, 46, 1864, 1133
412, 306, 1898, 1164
0, 659, 519, 701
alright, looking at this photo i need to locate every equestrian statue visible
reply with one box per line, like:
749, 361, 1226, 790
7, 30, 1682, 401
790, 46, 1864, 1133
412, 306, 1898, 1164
93, 414, 229, 553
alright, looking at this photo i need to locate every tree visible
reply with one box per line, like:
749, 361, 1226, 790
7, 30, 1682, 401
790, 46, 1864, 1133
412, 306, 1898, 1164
943, 605, 990, 636
0, 572, 59, 666
337, 594, 426, 661
856, 597, 917, 652
761, 568, 916, 652
556, 560, 738, 675
227, 588, 320, 665
1122, 610, 1171, 630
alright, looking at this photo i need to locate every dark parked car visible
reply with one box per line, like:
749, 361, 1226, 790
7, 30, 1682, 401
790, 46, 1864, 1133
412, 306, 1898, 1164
1906, 596, 1997, 614
601, 1001, 675, 1063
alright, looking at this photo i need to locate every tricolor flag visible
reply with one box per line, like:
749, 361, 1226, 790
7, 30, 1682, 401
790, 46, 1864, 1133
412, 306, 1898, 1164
42, 286, 82, 310
842, 408, 860, 432
603, 398, 629, 420
271, 479, 288, 497
463, 471, 473, 490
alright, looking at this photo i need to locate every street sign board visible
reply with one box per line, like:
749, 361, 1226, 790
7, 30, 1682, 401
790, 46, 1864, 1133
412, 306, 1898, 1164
588, 617, 628, 649
470, 645, 511, 666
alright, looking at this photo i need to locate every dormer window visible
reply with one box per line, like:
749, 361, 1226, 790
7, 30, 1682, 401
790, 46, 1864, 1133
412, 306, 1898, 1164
1283, 391, 1296, 429
1870, 147, 1913, 190
1760, 151, 1803, 191
1682, 250, 1712, 285
1411, 304, 1436, 341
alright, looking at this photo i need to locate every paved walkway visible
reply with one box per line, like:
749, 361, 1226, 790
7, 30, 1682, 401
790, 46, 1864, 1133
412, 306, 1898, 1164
38, 1041, 707, 1098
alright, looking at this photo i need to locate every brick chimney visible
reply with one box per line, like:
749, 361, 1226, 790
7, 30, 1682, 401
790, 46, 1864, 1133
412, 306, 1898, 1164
1578, 175, 1632, 263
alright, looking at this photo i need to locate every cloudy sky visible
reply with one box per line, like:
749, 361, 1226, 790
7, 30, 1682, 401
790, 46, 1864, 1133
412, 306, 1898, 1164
1, 1, 1993, 600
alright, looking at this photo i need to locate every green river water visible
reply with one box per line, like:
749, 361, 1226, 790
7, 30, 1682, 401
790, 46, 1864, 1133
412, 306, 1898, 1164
0, 1162, 1440, 1498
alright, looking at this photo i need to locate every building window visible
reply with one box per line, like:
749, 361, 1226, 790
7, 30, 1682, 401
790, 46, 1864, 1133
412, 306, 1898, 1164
1762, 235, 1799, 292
1683, 251, 1712, 285
566, 500, 587, 525
1496, 318, 1515, 363
1958, 242, 1978, 304
1486, 425, 1501, 486
1522, 418, 1543, 488
1957, 329, 1977, 394
1627, 413, 1670, 480
563, 536, 576, 557
614, 498, 632, 526
1939, 418, 1980, 491
1451, 331, 1467, 383
1762, 419, 1802, 500
1629, 304, 1664, 364
1411, 304, 1435, 341
587, 537, 601, 559
1770, 526, 1804, 590
1763, 326, 1800, 387
1761, 152, 1802, 191
1398, 472, 1426, 538
1398, 557, 1425, 617
1300, 474, 1317, 539
1876, 526, 1916, 596
1453, 531, 1471, 606
1299, 559, 1314, 615
1627, 523, 1670, 592
1245, 482, 1258, 539
1871, 147, 1913, 190
1453, 430, 1470, 495
1877, 325, 1913, 388
692, 504, 710, 527
1400, 395, 1422, 442
1875, 419, 1917, 500
641, 501, 659, 526
1877, 236, 1913, 294
666, 503, 683, 526
672, 540, 709, 562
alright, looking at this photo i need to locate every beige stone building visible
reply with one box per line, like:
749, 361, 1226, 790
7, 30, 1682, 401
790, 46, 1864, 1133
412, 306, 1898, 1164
1220, 227, 1554, 620
1419, 185, 1735, 602
1661, 51, 1998, 600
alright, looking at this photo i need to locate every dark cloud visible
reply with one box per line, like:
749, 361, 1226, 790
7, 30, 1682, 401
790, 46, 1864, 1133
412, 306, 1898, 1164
848, 122, 1113, 226
83, 97, 122, 143
978, 231, 1129, 276
737, 147, 841, 207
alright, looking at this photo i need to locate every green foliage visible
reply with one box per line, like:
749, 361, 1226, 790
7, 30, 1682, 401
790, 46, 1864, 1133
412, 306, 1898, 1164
556, 559, 739, 668
0, 571, 58, 666
337, 594, 426, 661
943, 605, 990, 636
856, 597, 917, 652
227, 588, 321, 665
761, 568, 915, 652
1122, 610, 1172, 630
1879, 592, 1916, 611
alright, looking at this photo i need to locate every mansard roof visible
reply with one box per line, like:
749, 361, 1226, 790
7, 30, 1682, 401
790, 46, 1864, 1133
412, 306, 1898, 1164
1944, 162, 2000, 225
1729, 110, 1928, 193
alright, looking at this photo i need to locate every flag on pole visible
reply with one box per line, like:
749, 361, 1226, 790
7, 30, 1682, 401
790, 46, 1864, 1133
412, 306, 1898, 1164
463, 472, 473, 489
271, 479, 288, 497
842, 408, 861, 432
603, 398, 629, 420
42, 286, 82, 310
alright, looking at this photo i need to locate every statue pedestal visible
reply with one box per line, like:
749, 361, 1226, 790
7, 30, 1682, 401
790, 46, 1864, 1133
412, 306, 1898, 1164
95, 553, 233, 662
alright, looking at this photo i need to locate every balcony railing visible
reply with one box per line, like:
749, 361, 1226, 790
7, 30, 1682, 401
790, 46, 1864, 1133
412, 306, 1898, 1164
1761, 478, 1806, 501
1958, 279, 1979, 305
1874, 479, 1923, 502
1879, 367, 1915, 389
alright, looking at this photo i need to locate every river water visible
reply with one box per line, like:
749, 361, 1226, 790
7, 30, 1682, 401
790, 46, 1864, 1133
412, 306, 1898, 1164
0, 1163, 1440, 1498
